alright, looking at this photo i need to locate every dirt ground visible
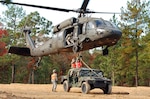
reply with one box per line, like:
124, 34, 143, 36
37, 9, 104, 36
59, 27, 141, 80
0, 83, 149, 99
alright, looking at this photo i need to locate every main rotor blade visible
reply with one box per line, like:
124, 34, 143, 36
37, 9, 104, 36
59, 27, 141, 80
0, 1, 121, 14
85, 11, 121, 14
0, 1, 75, 12
80, 0, 90, 11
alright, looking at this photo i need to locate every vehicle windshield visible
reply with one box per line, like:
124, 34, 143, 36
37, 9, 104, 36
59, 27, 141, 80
80, 69, 103, 77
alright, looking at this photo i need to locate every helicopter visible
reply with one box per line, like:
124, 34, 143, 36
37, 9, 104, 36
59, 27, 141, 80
1, 0, 122, 57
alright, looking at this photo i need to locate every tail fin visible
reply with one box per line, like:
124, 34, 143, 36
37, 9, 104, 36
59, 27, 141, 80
8, 28, 35, 56
23, 28, 35, 49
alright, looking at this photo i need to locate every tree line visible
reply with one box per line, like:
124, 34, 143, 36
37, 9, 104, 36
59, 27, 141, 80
0, 1, 150, 86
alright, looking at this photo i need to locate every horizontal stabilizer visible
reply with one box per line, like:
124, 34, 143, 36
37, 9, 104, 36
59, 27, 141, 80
8, 46, 31, 56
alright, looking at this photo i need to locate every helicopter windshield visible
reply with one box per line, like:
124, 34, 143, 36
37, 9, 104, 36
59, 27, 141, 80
104, 21, 119, 29
94, 20, 104, 27
86, 19, 104, 29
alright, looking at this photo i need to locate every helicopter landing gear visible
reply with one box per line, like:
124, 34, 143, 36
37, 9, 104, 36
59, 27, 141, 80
102, 46, 109, 56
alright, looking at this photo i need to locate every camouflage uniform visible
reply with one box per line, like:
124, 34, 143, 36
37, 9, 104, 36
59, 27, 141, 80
51, 69, 58, 92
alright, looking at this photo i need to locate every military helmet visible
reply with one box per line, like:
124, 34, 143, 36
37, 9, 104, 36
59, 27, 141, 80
53, 69, 56, 73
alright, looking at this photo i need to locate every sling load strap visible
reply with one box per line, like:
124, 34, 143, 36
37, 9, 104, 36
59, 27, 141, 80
78, 54, 101, 77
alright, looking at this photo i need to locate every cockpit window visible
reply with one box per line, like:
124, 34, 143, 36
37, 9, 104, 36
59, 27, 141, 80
94, 20, 103, 27
86, 19, 119, 29
111, 22, 119, 29
104, 21, 119, 29
86, 22, 95, 29
105, 21, 113, 27
86, 19, 104, 29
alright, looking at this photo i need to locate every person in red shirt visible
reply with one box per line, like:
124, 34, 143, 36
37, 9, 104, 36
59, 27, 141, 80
75, 58, 82, 68
71, 58, 76, 68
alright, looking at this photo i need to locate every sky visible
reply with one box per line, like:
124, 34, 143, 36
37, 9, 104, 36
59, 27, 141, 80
0, 0, 128, 26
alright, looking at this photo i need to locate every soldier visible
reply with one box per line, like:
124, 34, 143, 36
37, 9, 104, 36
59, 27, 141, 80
65, 32, 74, 45
51, 69, 58, 92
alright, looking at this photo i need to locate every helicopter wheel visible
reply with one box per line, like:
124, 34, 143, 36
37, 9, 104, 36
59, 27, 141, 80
73, 45, 80, 53
85, 38, 90, 42
102, 47, 109, 55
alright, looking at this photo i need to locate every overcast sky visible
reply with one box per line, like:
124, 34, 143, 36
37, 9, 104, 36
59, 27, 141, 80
0, 0, 128, 25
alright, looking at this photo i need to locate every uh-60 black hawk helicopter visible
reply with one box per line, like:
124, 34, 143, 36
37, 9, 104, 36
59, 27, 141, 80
1, 0, 122, 57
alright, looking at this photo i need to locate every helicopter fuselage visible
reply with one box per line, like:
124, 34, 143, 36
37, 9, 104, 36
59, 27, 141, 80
9, 17, 122, 56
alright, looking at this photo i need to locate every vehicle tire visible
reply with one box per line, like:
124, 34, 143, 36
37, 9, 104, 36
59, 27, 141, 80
63, 80, 70, 92
72, 45, 80, 53
103, 84, 112, 94
81, 82, 91, 94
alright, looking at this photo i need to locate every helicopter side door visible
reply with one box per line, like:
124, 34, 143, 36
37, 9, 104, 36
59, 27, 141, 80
64, 27, 74, 46
84, 21, 97, 41
57, 31, 64, 48
73, 24, 86, 44
84, 19, 106, 41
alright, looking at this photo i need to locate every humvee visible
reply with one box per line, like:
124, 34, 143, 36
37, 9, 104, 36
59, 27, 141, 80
61, 68, 112, 94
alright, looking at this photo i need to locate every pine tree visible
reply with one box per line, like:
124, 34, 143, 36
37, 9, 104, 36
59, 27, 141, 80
120, 0, 150, 86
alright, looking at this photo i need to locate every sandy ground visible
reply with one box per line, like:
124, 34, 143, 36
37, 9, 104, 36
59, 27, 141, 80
0, 83, 149, 99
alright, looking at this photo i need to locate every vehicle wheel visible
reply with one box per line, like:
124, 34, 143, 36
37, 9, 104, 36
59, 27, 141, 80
103, 84, 112, 94
63, 80, 71, 92
81, 82, 91, 94
72, 45, 80, 53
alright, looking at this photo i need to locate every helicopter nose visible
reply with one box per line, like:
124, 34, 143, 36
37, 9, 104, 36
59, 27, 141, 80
97, 28, 105, 33
105, 30, 122, 45
97, 28, 122, 39
111, 30, 122, 39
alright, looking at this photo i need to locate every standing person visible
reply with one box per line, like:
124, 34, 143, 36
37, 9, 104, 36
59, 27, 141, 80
75, 58, 82, 68
51, 69, 58, 92
71, 58, 76, 68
